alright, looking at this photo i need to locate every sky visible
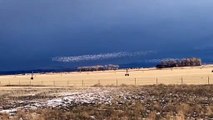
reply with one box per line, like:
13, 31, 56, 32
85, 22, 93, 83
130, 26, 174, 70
1, 0, 213, 71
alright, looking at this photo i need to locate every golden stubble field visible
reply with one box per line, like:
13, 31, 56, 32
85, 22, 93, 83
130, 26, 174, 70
1, 65, 213, 87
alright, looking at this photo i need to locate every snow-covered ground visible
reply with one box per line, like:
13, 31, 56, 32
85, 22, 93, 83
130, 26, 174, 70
0, 88, 121, 115
47, 88, 113, 107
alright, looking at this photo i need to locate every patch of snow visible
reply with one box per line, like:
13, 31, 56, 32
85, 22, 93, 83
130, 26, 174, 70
0, 88, 122, 115
47, 98, 63, 107
46, 88, 113, 107
0, 108, 17, 115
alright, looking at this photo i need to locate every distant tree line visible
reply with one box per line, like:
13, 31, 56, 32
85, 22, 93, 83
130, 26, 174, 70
77, 64, 119, 71
156, 58, 202, 68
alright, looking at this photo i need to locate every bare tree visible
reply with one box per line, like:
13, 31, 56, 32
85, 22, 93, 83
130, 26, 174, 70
156, 58, 202, 68
77, 64, 119, 71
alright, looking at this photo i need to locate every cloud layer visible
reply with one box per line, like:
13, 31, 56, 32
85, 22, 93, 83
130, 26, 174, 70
52, 51, 155, 63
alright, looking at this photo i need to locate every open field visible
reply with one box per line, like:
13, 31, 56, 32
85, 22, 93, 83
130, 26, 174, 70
1, 85, 213, 119
1, 65, 213, 87
1, 66, 213, 119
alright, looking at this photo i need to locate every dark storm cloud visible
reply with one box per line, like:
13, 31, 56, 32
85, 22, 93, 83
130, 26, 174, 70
0, 0, 213, 71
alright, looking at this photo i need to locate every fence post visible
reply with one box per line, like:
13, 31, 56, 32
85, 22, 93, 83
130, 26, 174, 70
82, 80, 84, 87
156, 78, 158, 85
135, 78, 137, 86
67, 81, 69, 87
98, 80, 100, 85
181, 77, 183, 84
208, 76, 210, 85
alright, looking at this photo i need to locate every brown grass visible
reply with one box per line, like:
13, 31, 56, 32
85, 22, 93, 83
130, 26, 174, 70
1, 85, 213, 119
1, 65, 213, 87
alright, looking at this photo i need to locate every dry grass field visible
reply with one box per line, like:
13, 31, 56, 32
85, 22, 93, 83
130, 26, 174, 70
0, 65, 213, 87
1, 66, 213, 119
1, 85, 213, 119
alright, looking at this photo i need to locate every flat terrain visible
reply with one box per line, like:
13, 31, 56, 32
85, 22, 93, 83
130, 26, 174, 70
1, 85, 213, 119
1, 66, 213, 119
1, 65, 213, 87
